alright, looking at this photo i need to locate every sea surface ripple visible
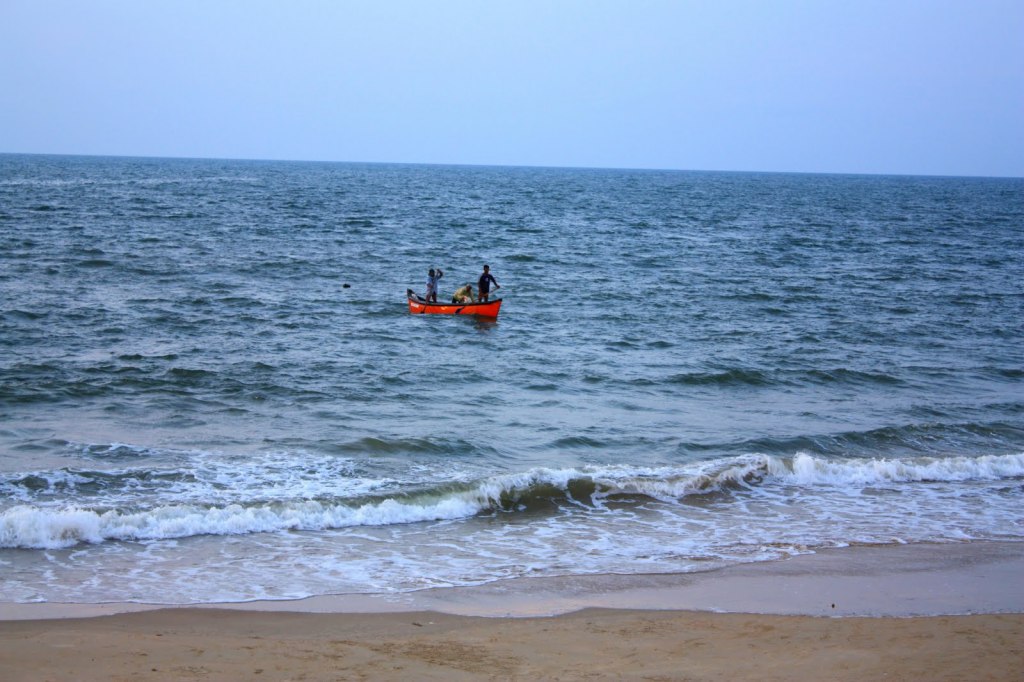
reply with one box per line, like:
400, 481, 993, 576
1, 154, 1022, 603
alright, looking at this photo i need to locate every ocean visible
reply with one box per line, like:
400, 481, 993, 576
1, 154, 1022, 605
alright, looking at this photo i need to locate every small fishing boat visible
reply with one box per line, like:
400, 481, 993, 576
407, 289, 502, 318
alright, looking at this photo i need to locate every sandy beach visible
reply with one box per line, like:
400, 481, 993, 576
2, 543, 1022, 681
2, 607, 1022, 681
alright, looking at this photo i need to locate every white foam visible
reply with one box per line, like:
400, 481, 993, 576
0, 506, 104, 548
577, 452, 1024, 499
0, 493, 491, 549
3, 452, 1022, 550
780, 452, 1024, 486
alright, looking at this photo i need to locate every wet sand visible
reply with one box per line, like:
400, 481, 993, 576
2, 542, 1022, 680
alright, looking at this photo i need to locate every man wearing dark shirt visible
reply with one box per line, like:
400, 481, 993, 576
477, 264, 500, 302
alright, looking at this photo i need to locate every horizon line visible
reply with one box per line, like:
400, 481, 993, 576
1, 150, 1020, 181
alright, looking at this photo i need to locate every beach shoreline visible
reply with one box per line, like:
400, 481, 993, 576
4, 540, 1022, 621
2, 542, 1022, 680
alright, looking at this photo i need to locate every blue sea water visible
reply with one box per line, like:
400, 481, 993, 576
1, 154, 1022, 604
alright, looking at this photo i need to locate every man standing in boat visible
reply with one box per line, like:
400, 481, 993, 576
426, 268, 443, 303
477, 264, 500, 302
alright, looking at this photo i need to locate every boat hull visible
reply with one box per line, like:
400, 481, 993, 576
407, 291, 502, 317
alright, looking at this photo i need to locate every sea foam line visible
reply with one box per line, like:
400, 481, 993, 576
0, 495, 487, 550
1, 452, 1022, 549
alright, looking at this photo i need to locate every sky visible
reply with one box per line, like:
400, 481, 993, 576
1, 0, 1022, 176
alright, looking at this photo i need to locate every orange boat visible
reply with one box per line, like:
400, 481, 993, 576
406, 289, 502, 318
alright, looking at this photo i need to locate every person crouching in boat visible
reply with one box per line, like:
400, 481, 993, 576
452, 284, 476, 303
426, 268, 443, 303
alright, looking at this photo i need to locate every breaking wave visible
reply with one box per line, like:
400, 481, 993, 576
3, 452, 1022, 549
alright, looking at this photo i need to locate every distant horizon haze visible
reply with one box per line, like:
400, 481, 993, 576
1, 0, 1022, 178
2, 150, 1022, 181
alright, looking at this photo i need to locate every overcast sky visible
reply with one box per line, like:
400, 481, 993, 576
1, 0, 1021, 176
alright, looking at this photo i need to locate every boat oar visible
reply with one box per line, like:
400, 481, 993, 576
480, 286, 505, 300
